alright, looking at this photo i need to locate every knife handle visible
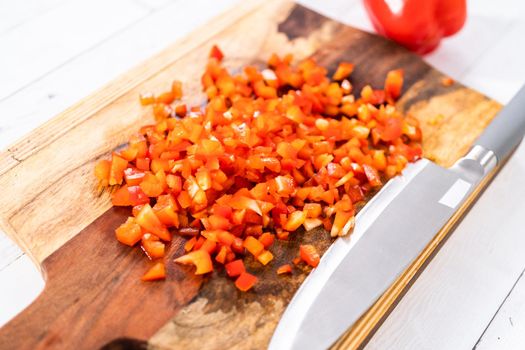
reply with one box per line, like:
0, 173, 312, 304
475, 84, 525, 163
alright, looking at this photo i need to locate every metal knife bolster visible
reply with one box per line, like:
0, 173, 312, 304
451, 145, 497, 182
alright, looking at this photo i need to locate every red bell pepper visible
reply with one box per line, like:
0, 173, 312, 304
300, 244, 320, 268
363, 0, 467, 54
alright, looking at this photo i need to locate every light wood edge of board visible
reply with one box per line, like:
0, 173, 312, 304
0, 0, 278, 264
0, 218, 42, 272
332, 166, 499, 349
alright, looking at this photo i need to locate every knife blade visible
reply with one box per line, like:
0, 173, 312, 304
269, 84, 525, 350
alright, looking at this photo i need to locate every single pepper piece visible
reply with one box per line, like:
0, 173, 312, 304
175, 250, 213, 275
235, 272, 258, 292
300, 244, 320, 268
142, 262, 166, 281
225, 259, 245, 277
277, 264, 292, 275
363, 0, 467, 54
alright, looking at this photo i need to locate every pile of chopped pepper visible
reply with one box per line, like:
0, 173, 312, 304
95, 45, 422, 291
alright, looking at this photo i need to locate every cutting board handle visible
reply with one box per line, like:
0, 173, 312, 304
0, 208, 202, 349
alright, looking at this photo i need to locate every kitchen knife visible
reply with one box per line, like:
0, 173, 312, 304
269, 84, 525, 350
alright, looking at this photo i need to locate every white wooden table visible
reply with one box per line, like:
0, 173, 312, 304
1, 0, 525, 348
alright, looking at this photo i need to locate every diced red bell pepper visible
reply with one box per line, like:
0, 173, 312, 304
184, 237, 197, 252
142, 262, 166, 281
300, 244, 320, 267
177, 191, 192, 209
303, 203, 322, 218
378, 117, 403, 142
136, 157, 150, 171
139, 92, 155, 106
153, 195, 179, 228
217, 231, 235, 246
257, 250, 274, 265
199, 238, 217, 254
120, 147, 139, 161
363, 164, 382, 187
235, 272, 258, 292
175, 103, 187, 117
166, 174, 182, 193
229, 195, 262, 216
208, 214, 231, 231
151, 159, 170, 173
209, 45, 224, 61
330, 210, 355, 237
384, 70, 404, 100
303, 218, 323, 231
175, 250, 213, 275
129, 186, 150, 206
284, 210, 306, 231
273, 175, 295, 196
141, 234, 165, 259
124, 168, 145, 186
225, 259, 245, 277
332, 62, 354, 81
215, 246, 228, 264
109, 154, 128, 186
258, 232, 275, 248
95, 160, 111, 186
140, 172, 164, 197
136, 204, 171, 241
277, 264, 292, 275
112, 185, 149, 207
115, 217, 143, 246
243, 236, 264, 256
231, 237, 245, 254
172, 80, 183, 100
213, 204, 233, 219
111, 185, 133, 206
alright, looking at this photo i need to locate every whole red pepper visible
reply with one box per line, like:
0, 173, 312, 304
363, 0, 467, 54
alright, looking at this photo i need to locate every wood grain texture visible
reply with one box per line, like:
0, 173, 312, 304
0, 0, 502, 349
0, 208, 202, 349
475, 268, 525, 350
0, 0, 147, 100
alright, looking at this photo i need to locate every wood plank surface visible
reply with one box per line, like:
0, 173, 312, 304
476, 268, 525, 350
0, 0, 148, 100
0, 0, 502, 349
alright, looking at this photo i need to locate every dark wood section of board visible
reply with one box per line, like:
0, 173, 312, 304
0, 208, 202, 349
0, 4, 477, 350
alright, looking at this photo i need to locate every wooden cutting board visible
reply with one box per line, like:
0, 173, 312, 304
0, 0, 502, 349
